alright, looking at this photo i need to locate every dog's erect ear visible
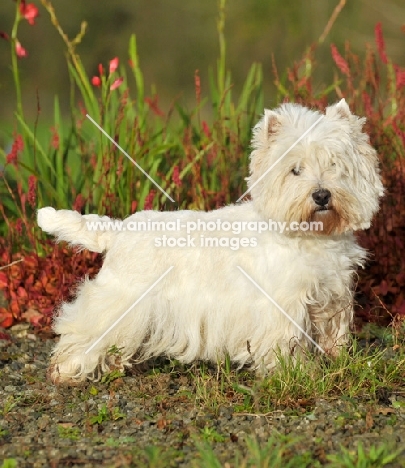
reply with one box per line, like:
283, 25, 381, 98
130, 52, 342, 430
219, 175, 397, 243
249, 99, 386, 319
325, 98, 352, 120
263, 109, 281, 137
252, 109, 281, 149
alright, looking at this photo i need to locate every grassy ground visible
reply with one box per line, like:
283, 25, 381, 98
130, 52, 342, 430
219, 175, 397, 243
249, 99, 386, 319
1, 324, 405, 467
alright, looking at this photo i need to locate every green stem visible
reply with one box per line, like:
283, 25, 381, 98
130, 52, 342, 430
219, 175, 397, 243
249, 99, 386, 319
10, 0, 24, 119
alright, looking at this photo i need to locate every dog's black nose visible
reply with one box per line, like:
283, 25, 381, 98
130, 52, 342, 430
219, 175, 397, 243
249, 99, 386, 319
312, 189, 331, 207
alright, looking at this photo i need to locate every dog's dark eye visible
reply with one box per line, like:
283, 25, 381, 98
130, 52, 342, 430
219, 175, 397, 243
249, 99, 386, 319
292, 167, 301, 176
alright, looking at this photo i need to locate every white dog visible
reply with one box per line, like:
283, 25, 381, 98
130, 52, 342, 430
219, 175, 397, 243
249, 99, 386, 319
37, 99, 383, 384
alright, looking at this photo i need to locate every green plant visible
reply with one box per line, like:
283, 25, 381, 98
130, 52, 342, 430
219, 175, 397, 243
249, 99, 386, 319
110, 406, 125, 421
1, 460, 18, 468
89, 403, 109, 425
105, 436, 136, 447
0, 0, 263, 227
327, 442, 402, 467
89, 402, 125, 425
194, 435, 318, 468
199, 426, 226, 443
100, 369, 125, 384
1, 396, 21, 416
57, 424, 81, 440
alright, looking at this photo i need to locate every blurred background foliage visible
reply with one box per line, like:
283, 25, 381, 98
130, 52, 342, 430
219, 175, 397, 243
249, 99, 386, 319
0, 0, 404, 328
0, 0, 404, 121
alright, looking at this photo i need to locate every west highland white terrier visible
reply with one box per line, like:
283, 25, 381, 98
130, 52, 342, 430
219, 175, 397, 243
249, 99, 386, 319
37, 99, 383, 384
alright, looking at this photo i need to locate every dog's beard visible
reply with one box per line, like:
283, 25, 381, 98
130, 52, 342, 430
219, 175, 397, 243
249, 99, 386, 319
311, 208, 344, 235
284, 190, 353, 236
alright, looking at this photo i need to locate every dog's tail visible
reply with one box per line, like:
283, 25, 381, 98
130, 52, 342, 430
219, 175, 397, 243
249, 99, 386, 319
37, 207, 116, 253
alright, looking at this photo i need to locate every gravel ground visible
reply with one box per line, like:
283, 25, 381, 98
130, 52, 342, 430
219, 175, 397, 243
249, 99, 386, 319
1, 324, 405, 467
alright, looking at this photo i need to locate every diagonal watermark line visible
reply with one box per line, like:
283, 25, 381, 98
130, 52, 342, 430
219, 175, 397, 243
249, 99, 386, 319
236, 115, 324, 202
237, 266, 325, 354
86, 114, 175, 203
85, 266, 174, 355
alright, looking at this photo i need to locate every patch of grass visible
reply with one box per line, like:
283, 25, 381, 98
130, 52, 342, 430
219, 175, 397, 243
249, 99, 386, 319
193, 435, 404, 468
0, 396, 21, 416
100, 369, 125, 384
105, 436, 137, 447
187, 338, 405, 415
326, 441, 402, 467
57, 424, 81, 441
88, 402, 125, 425
193, 434, 319, 467
89, 403, 109, 425
199, 426, 226, 443
130, 446, 183, 468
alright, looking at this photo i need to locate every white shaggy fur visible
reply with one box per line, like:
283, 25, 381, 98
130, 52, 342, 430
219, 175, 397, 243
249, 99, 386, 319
37, 100, 383, 384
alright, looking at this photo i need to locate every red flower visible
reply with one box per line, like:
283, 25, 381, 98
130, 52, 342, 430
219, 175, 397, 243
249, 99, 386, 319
50, 126, 59, 149
6, 134, 24, 166
143, 190, 156, 210
91, 76, 101, 87
144, 95, 165, 116
0, 31, 9, 41
73, 194, 85, 213
109, 57, 119, 74
15, 218, 23, 235
15, 41, 27, 58
98, 63, 104, 76
20, 3, 39, 26
172, 166, 182, 187
28, 175, 37, 208
110, 77, 124, 91
330, 44, 350, 76
375, 22, 388, 64
395, 66, 405, 90
202, 121, 211, 138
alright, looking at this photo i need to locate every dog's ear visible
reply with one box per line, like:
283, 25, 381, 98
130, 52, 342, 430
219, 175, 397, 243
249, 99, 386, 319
325, 98, 352, 120
263, 109, 281, 137
252, 110, 280, 149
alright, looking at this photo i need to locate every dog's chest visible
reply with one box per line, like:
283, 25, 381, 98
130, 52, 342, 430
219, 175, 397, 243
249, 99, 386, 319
258, 235, 361, 297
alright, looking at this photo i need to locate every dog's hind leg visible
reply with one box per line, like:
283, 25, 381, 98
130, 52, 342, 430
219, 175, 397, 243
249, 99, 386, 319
48, 275, 151, 384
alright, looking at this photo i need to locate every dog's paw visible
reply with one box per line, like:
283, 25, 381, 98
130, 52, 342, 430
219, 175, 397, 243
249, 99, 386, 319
47, 364, 84, 386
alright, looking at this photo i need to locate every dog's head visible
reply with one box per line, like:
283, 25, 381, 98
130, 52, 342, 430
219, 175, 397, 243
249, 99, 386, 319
247, 99, 384, 235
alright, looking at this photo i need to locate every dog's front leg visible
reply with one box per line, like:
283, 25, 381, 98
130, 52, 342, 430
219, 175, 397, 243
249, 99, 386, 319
309, 300, 353, 357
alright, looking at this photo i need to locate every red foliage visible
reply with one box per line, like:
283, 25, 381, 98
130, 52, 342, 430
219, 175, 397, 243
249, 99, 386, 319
0, 239, 102, 329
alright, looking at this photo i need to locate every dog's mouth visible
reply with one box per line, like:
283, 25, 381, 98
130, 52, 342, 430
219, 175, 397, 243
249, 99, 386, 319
314, 206, 331, 213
